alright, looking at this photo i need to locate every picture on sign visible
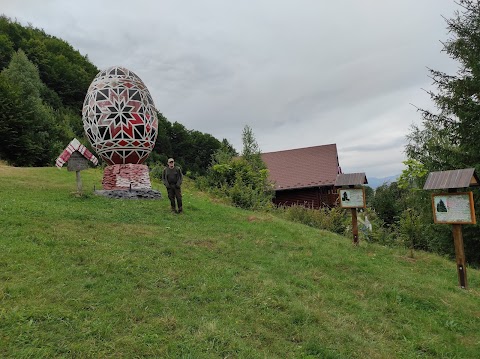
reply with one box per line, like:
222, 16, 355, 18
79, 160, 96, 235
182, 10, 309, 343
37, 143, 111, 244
432, 192, 476, 224
338, 188, 366, 208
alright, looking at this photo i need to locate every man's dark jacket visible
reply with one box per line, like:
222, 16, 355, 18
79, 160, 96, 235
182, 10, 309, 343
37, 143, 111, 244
162, 166, 183, 188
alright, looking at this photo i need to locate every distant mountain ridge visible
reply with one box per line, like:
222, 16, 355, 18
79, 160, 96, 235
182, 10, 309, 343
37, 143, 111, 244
367, 174, 400, 189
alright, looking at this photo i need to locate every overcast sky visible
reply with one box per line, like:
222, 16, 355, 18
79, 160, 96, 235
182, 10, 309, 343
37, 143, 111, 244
2, 0, 461, 177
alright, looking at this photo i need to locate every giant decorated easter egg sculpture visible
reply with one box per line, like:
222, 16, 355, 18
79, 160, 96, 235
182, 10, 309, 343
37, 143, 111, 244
82, 66, 158, 190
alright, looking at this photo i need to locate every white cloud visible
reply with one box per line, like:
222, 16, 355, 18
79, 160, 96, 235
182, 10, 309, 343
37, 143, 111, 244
1, 0, 461, 177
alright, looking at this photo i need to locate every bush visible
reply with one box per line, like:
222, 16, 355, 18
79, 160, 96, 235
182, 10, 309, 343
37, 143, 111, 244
276, 205, 348, 235
199, 157, 274, 210
149, 163, 164, 181
356, 208, 399, 246
369, 225, 398, 246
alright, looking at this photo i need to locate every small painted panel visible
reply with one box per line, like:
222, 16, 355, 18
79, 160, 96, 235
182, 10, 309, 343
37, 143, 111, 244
338, 188, 366, 208
432, 192, 476, 224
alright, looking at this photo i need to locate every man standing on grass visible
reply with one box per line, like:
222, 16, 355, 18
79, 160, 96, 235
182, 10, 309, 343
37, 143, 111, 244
162, 158, 183, 213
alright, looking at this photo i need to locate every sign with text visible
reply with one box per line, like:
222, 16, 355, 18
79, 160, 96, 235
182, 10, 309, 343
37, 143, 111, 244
338, 188, 366, 208
67, 151, 89, 172
432, 192, 476, 224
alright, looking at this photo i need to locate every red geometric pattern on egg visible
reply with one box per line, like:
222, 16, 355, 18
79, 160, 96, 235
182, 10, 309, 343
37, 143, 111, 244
82, 66, 158, 165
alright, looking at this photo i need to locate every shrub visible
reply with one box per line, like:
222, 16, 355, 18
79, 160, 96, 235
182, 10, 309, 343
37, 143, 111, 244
276, 205, 348, 235
199, 154, 274, 211
149, 163, 164, 181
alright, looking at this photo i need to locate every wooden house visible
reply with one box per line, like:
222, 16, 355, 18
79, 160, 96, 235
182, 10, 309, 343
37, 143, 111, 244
261, 144, 341, 208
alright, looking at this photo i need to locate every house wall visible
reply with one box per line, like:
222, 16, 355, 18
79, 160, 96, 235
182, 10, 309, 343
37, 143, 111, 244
272, 186, 339, 208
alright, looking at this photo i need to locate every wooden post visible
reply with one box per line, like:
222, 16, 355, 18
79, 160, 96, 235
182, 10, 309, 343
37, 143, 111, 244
76, 170, 82, 194
452, 224, 468, 289
447, 188, 468, 289
351, 208, 359, 245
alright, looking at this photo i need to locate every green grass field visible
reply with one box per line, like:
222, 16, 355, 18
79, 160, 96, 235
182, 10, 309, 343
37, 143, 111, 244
1, 165, 480, 358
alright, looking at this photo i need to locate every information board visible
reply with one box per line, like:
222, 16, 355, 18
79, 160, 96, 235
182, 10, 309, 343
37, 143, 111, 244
338, 188, 366, 208
67, 151, 89, 172
432, 192, 476, 224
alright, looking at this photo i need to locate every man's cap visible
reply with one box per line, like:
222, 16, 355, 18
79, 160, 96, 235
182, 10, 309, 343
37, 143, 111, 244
168, 158, 174, 163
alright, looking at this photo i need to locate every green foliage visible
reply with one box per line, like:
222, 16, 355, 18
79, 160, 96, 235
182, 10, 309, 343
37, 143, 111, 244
405, 0, 480, 176
369, 223, 398, 246
0, 50, 68, 166
241, 124, 264, 171
149, 113, 226, 177
397, 159, 428, 190
406, 0, 480, 173
0, 33, 14, 69
368, 179, 452, 254
371, 182, 406, 226
364, 185, 374, 207
210, 139, 237, 166
398, 208, 424, 258
276, 205, 348, 234
367, 176, 476, 263
404, 2, 480, 265
199, 126, 273, 210
0, 16, 99, 110
396, 160, 443, 254
149, 163, 165, 182
203, 158, 274, 209
0, 16, 97, 166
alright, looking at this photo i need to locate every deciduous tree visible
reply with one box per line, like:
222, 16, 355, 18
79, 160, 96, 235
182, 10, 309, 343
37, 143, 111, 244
0, 50, 62, 165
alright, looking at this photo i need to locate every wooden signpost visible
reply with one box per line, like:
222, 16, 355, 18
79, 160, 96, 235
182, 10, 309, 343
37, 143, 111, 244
423, 168, 479, 289
67, 151, 89, 193
55, 138, 98, 194
335, 173, 368, 245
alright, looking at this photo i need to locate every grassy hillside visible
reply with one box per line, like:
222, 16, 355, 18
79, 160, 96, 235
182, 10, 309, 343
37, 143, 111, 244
1, 165, 479, 358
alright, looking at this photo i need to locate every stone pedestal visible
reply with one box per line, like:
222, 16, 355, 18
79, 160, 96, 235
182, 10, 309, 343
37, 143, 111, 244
102, 164, 152, 190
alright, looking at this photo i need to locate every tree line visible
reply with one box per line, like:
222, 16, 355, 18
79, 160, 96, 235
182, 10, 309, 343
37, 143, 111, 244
0, 15, 232, 174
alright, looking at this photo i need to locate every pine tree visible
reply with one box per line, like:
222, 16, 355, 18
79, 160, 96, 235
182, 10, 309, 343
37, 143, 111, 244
405, 1, 480, 264
406, 0, 480, 173
437, 199, 448, 213
241, 125, 265, 171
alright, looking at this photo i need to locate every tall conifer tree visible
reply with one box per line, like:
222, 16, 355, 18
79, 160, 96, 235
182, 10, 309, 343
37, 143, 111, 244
406, 0, 480, 172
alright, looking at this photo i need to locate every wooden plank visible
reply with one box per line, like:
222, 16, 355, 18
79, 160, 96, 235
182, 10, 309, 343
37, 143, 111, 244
335, 173, 368, 187
351, 208, 359, 245
76, 170, 83, 193
452, 224, 468, 289
424, 168, 479, 189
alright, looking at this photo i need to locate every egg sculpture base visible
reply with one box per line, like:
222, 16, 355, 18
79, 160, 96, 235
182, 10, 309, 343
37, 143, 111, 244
102, 163, 151, 190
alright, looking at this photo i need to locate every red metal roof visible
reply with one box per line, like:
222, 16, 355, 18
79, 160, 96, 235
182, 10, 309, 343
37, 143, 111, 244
261, 144, 340, 191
